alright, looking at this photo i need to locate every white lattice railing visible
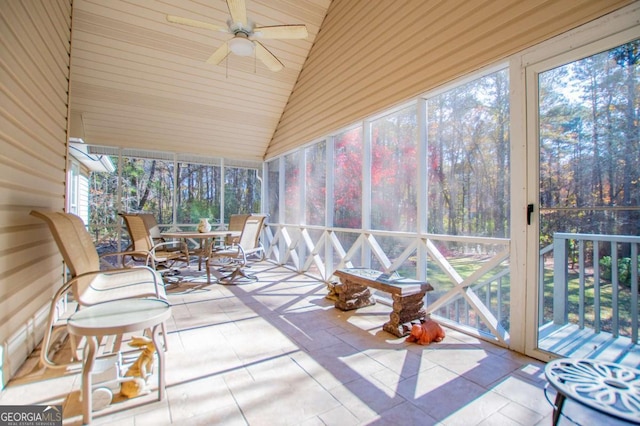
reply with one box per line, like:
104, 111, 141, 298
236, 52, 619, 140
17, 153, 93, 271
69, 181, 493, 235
263, 223, 511, 345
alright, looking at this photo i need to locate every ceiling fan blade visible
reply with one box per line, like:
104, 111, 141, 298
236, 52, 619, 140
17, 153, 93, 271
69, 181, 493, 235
166, 15, 225, 32
226, 0, 248, 27
253, 25, 308, 40
206, 42, 230, 65
255, 41, 283, 72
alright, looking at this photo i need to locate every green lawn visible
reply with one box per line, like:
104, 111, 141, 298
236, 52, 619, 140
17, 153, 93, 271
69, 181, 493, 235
542, 267, 635, 338
423, 255, 635, 339
424, 255, 511, 333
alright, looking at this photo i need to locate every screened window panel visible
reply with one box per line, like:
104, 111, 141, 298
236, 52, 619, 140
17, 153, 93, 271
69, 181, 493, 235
224, 167, 261, 222
305, 141, 327, 226
117, 157, 175, 225
371, 105, 418, 232
285, 151, 302, 224
333, 127, 363, 229
426, 69, 510, 237
176, 162, 221, 225
267, 159, 280, 223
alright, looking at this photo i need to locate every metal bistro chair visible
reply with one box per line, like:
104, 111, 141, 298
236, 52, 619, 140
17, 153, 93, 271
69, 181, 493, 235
30, 210, 168, 369
120, 213, 190, 272
206, 215, 266, 284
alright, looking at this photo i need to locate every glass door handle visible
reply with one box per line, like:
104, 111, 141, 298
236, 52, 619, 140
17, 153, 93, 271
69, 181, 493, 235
527, 204, 534, 225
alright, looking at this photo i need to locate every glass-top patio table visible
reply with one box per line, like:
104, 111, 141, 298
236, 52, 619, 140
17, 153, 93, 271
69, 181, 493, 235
162, 230, 241, 270
67, 298, 171, 424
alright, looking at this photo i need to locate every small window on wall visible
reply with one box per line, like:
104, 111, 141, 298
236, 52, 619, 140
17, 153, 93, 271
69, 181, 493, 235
67, 161, 80, 215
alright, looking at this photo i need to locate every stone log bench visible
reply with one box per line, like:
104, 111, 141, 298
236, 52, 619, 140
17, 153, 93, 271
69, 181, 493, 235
331, 268, 434, 337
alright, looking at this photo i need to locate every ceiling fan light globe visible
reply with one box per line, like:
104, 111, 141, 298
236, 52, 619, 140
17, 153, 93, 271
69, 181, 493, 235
228, 37, 254, 56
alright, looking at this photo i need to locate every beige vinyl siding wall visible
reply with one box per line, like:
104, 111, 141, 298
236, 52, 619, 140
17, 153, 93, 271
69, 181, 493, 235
266, 0, 632, 158
0, 0, 72, 386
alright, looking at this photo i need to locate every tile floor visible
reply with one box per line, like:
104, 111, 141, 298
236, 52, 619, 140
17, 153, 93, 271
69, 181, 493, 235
0, 263, 627, 425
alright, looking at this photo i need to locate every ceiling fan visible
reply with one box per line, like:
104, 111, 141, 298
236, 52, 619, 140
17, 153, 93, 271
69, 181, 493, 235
167, 0, 308, 72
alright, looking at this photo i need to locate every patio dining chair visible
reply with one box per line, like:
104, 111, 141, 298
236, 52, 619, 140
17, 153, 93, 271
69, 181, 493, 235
120, 213, 190, 271
206, 215, 266, 284
138, 213, 169, 247
224, 213, 250, 245
30, 210, 168, 370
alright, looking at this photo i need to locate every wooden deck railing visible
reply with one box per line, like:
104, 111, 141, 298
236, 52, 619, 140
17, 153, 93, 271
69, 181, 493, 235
541, 233, 639, 344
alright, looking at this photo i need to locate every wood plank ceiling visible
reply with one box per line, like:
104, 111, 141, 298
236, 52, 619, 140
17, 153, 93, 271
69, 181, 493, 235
69, 0, 330, 162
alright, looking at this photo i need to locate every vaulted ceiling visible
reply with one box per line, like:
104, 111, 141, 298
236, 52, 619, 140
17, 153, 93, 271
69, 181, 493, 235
69, 0, 330, 162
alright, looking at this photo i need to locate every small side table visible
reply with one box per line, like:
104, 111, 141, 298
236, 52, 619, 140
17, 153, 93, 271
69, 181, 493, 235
67, 298, 172, 424
544, 358, 640, 425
